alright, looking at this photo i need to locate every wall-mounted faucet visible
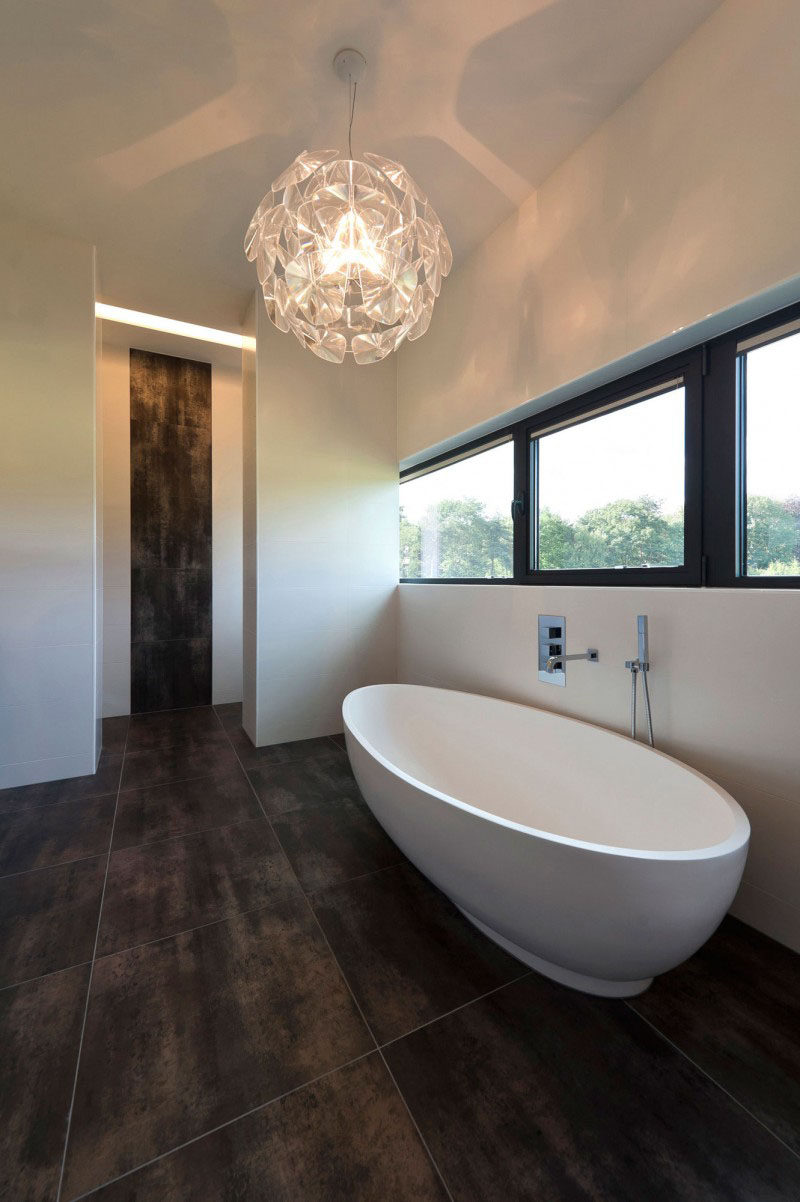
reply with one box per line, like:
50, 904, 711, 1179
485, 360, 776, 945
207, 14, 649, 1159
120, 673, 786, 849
545, 649, 599, 673
626, 615, 654, 746
538, 615, 598, 686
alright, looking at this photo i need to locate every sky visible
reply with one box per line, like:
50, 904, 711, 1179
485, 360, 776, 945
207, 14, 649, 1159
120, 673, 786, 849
400, 387, 685, 524
746, 331, 800, 501
400, 330, 800, 524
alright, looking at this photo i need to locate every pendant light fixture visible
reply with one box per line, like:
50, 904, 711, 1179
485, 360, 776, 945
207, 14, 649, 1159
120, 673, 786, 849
244, 49, 452, 364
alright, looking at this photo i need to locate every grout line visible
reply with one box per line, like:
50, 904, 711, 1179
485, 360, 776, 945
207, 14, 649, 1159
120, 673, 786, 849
378, 970, 533, 1051
109, 810, 269, 856
92, 893, 300, 964
373, 1048, 456, 1202
218, 716, 457, 1202
623, 1002, 800, 1164
0, 957, 94, 996
0, 789, 119, 820
55, 717, 132, 1202
305, 858, 408, 896
116, 768, 225, 795
67, 1048, 377, 1201
0, 850, 108, 883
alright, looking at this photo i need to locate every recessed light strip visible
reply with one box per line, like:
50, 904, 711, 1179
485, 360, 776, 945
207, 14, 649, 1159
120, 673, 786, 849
95, 303, 243, 349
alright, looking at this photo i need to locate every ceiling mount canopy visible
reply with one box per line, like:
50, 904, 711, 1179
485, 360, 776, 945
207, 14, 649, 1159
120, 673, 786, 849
244, 48, 451, 365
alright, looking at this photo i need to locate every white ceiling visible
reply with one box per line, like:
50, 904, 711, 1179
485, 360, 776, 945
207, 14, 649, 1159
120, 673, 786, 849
1, 0, 722, 329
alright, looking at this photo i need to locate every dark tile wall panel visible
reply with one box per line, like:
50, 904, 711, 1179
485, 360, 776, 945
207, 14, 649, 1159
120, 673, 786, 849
130, 350, 212, 713
131, 639, 212, 714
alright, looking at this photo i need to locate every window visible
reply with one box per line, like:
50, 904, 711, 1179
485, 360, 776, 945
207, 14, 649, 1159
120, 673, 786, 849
401, 299, 800, 590
399, 438, 513, 580
531, 383, 686, 572
737, 325, 800, 578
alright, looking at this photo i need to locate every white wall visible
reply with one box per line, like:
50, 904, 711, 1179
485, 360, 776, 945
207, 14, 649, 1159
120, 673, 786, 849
395, 0, 800, 951
243, 298, 397, 745
211, 360, 244, 704
398, 0, 800, 462
99, 337, 131, 717
398, 585, 800, 952
94, 317, 103, 756
99, 323, 243, 714
242, 299, 258, 738
0, 219, 99, 787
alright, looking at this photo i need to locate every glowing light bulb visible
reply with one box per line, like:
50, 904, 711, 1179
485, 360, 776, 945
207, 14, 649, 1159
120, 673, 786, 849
320, 208, 386, 277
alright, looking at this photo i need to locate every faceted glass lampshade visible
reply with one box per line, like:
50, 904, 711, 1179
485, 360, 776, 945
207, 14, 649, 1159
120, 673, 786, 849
244, 150, 452, 364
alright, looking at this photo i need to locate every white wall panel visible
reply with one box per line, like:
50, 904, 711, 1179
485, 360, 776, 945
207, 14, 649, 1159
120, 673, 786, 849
0, 219, 97, 786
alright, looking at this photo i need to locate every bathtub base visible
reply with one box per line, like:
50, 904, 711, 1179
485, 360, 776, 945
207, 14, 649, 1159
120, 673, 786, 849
458, 907, 653, 999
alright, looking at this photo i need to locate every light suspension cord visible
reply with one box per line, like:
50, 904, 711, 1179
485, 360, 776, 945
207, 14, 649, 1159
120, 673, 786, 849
348, 76, 357, 158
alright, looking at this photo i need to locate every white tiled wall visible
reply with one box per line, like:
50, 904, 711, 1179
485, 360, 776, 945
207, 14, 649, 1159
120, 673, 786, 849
398, 584, 800, 951
243, 300, 398, 746
0, 220, 98, 786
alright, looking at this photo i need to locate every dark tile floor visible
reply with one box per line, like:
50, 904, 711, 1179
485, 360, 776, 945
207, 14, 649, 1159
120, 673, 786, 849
1, 705, 799, 1200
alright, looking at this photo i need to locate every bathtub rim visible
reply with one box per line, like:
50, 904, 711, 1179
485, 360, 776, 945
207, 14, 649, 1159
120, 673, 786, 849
342, 683, 750, 864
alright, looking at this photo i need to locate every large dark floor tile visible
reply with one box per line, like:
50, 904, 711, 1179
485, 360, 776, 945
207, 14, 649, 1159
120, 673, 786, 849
120, 739, 239, 791
102, 716, 130, 754
112, 769, 260, 850
313, 863, 525, 1043
62, 901, 373, 1198
88, 1053, 447, 1202
385, 974, 800, 1202
98, 818, 299, 954
630, 916, 800, 1155
0, 795, 116, 875
0, 856, 105, 987
1, 964, 89, 1202
214, 701, 242, 730
227, 729, 343, 770
272, 797, 404, 892
247, 751, 358, 817
125, 705, 222, 753
0, 753, 122, 815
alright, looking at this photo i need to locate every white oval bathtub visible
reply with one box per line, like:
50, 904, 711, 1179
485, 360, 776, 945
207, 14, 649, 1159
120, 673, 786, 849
342, 684, 750, 997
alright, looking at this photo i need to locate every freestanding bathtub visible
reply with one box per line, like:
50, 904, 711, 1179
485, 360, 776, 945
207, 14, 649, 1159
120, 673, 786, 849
342, 684, 750, 998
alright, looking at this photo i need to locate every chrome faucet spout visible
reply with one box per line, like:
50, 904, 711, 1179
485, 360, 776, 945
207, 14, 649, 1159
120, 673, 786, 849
546, 649, 598, 673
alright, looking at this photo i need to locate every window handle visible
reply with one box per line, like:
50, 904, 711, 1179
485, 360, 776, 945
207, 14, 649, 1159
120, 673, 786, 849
511, 490, 526, 520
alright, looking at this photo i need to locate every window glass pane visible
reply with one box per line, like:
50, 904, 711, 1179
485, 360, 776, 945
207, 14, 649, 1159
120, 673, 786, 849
533, 385, 685, 570
741, 331, 800, 577
400, 441, 513, 579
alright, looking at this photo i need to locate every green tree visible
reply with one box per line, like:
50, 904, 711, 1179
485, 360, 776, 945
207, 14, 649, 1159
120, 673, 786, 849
782, 496, 800, 562
400, 493, 692, 577
746, 496, 797, 574
538, 508, 576, 569
573, 496, 683, 567
765, 557, 800, 576
399, 506, 421, 577
424, 498, 512, 578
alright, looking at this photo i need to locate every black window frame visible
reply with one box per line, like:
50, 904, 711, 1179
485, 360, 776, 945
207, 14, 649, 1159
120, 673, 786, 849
705, 300, 800, 589
400, 299, 800, 589
398, 430, 516, 585
521, 351, 702, 587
